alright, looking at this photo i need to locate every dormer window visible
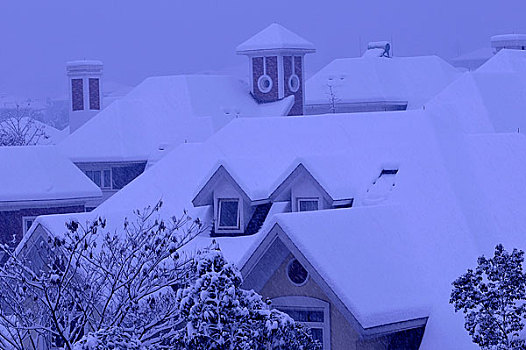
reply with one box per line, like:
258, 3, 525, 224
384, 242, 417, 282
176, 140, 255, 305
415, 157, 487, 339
297, 197, 319, 212
218, 198, 240, 230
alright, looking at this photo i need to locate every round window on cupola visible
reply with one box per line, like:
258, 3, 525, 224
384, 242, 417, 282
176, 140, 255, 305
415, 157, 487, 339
288, 74, 300, 93
287, 258, 309, 286
258, 74, 273, 93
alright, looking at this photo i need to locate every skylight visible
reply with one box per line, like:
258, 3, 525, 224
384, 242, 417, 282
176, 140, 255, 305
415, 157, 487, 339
363, 169, 399, 205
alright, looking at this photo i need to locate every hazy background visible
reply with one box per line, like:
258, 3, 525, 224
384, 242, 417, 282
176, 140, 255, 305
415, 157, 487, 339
1, 0, 525, 98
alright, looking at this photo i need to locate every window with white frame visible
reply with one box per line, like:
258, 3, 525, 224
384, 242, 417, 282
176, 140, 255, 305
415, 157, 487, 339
102, 169, 112, 189
272, 296, 330, 349
85, 170, 101, 187
217, 198, 240, 230
85, 168, 112, 189
297, 197, 319, 212
23, 216, 37, 235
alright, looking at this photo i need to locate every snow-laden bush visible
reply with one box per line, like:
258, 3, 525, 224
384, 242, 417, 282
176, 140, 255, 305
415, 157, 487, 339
0, 103, 48, 146
451, 244, 526, 350
0, 201, 203, 350
171, 244, 321, 350
72, 327, 143, 350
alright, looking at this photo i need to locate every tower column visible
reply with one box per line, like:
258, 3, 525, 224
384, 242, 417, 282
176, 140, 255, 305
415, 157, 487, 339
66, 60, 103, 133
236, 24, 315, 116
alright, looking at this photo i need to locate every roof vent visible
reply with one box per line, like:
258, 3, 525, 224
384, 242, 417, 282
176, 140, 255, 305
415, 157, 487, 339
363, 41, 391, 58
362, 169, 398, 205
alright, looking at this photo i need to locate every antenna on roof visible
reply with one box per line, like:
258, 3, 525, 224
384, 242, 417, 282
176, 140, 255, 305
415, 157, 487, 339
358, 35, 362, 56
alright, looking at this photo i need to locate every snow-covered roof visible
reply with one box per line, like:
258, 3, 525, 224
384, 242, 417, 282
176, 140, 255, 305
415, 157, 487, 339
33, 110, 430, 259
237, 131, 526, 349
236, 23, 315, 54
25, 106, 526, 349
0, 146, 101, 203
477, 48, 526, 73
450, 47, 494, 70
428, 49, 526, 134
59, 75, 293, 162
192, 112, 422, 203
305, 55, 461, 108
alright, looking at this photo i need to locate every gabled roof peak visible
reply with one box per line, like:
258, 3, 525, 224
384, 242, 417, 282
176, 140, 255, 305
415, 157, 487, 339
236, 23, 315, 54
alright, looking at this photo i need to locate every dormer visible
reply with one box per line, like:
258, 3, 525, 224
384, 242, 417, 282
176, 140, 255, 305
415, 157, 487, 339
270, 164, 353, 212
193, 166, 272, 237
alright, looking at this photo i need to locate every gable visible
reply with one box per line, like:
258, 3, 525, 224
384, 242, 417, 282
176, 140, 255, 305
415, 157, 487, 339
192, 165, 252, 207
241, 224, 364, 334
270, 164, 333, 206
241, 222, 429, 339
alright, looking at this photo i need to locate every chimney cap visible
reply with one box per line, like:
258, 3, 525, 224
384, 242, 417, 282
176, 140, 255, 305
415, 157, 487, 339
236, 23, 315, 55
66, 60, 103, 68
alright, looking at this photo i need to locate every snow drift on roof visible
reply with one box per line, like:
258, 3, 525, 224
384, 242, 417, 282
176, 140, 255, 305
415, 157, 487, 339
428, 50, 526, 134
477, 48, 526, 73
59, 75, 293, 162
306, 55, 461, 108
0, 146, 101, 203
236, 23, 315, 53
27, 108, 526, 349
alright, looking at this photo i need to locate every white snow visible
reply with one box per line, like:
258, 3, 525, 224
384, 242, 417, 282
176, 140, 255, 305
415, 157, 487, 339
59, 75, 293, 163
428, 50, 526, 134
450, 47, 494, 70
306, 55, 461, 108
1, 117, 68, 145
0, 146, 101, 203
18, 46, 526, 350
236, 23, 315, 53
66, 59, 103, 68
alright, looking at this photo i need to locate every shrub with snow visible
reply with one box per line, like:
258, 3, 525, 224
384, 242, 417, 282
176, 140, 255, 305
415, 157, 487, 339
451, 244, 526, 350
171, 244, 321, 350
0, 103, 48, 146
72, 327, 143, 350
0, 201, 203, 350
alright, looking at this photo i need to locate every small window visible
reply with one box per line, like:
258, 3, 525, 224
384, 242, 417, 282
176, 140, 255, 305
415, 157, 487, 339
288, 74, 300, 92
89, 78, 100, 110
111, 163, 146, 190
287, 258, 309, 286
23, 216, 37, 235
218, 199, 240, 229
297, 198, 319, 212
71, 78, 84, 111
103, 169, 111, 189
92, 171, 101, 187
272, 296, 329, 349
257, 75, 273, 93
85, 170, 102, 187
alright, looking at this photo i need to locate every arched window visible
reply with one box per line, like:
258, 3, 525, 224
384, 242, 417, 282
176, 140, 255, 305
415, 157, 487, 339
271, 296, 331, 349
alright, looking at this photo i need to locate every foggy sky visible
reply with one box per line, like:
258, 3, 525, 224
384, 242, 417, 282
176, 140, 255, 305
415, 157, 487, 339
1, 0, 525, 99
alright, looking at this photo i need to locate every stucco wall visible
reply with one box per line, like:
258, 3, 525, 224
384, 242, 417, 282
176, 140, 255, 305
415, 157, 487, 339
290, 172, 331, 212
